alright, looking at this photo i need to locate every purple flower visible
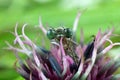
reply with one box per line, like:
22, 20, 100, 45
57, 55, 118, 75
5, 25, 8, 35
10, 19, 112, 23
6, 12, 120, 80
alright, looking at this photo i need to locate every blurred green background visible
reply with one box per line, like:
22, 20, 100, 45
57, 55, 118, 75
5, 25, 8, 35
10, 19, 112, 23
0, 0, 120, 80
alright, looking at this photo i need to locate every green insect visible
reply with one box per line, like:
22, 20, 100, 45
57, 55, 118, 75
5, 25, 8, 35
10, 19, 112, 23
46, 27, 78, 64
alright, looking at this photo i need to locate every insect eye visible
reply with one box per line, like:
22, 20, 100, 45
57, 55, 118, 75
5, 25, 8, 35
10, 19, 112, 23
46, 28, 56, 39
64, 28, 73, 38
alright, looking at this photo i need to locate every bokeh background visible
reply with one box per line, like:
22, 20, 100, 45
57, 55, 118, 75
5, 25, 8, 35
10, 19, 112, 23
0, 0, 120, 80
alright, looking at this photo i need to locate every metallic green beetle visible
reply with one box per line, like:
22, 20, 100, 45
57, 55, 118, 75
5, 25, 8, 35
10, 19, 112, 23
46, 27, 78, 64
